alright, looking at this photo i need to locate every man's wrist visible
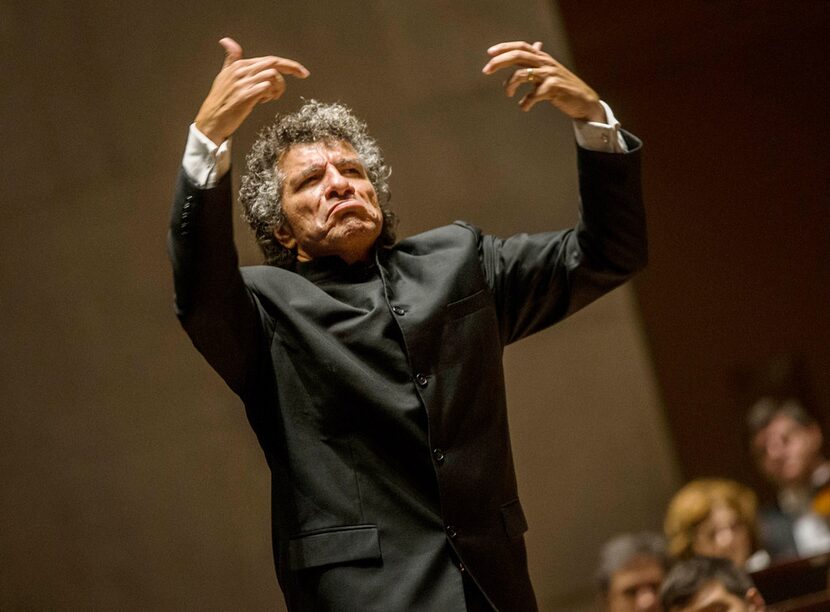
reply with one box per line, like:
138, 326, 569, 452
193, 119, 227, 148
182, 123, 232, 188
573, 100, 628, 153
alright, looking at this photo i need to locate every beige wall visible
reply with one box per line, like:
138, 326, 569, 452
0, 2, 678, 609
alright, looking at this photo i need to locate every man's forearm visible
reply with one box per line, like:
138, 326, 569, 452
575, 129, 647, 278
167, 162, 261, 396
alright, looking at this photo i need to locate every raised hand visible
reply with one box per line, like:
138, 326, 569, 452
194, 37, 310, 145
482, 40, 605, 122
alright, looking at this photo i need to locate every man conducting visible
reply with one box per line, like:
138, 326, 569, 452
168, 37, 646, 611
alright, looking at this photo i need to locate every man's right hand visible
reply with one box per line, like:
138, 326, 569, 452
194, 37, 310, 146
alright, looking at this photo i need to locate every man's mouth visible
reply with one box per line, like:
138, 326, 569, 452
327, 199, 363, 219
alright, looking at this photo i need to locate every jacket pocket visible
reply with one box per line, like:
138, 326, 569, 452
288, 524, 381, 570
446, 289, 489, 320
440, 290, 498, 366
500, 499, 528, 540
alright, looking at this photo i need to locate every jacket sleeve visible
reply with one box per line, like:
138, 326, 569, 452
480, 130, 647, 345
167, 166, 265, 397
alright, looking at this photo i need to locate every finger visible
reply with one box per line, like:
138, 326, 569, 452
518, 90, 536, 112
239, 68, 285, 97
486, 41, 541, 57
241, 78, 283, 106
254, 68, 290, 100
532, 41, 543, 51
219, 37, 243, 68
234, 55, 310, 79
272, 57, 310, 78
505, 67, 546, 97
483, 49, 546, 74
253, 80, 284, 104
243, 66, 280, 87
519, 81, 556, 112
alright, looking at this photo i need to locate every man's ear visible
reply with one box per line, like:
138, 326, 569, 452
274, 222, 296, 250
745, 587, 766, 611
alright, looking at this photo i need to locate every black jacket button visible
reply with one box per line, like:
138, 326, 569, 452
446, 525, 458, 539
392, 305, 405, 316
433, 448, 445, 464
415, 373, 428, 387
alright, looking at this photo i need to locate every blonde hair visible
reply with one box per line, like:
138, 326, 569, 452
664, 478, 759, 560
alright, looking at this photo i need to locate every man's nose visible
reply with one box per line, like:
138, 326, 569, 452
325, 167, 354, 199
766, 438, 786, 460
715, 527, 735, 550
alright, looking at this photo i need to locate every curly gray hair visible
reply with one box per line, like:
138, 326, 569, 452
239, 100, 396, 267
597, 531, 668, 595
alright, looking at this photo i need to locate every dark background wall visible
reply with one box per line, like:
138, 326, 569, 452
558, 0, 830, 498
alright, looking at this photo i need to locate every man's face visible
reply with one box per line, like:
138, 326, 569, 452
668, 580, 764, 612
275, 140, 383, 264
606, 556, 665, 612
752, 413, 822, 488
692, 504, 752, 567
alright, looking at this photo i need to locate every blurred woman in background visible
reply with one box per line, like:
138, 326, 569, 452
664, 479, 770, 572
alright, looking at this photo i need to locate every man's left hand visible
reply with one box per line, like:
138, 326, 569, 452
482, 41, 606, 122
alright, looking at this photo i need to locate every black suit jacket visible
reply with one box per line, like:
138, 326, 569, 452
168, 132, 645, 611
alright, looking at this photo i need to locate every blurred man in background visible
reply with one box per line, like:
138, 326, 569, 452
597, 532, 668, 612
660, 556, 765, 612
748, 397, 830, 560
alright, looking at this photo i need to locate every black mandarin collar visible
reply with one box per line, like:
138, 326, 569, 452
293, 253, 378, 283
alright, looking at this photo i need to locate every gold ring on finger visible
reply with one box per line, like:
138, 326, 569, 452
526, 68, 536, 82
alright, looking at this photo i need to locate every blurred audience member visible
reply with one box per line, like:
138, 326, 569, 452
664, 479, 770, 572
748, 396, 830, 559
597, 531, 668, 612
660, 556, 766, 612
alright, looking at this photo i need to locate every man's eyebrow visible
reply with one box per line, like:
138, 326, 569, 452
292, 157, 365, 186
292, 163, 325, 186
336, 156, 364, 167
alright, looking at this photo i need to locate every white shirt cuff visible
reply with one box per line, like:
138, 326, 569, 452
572, 100, 628, 153
182, 123, 232, 188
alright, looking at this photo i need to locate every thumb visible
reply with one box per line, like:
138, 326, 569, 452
532, 41, 543, 51
219, 37, 243, 67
